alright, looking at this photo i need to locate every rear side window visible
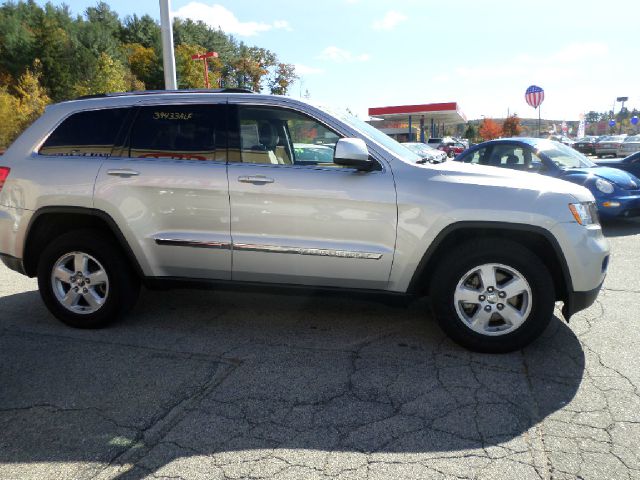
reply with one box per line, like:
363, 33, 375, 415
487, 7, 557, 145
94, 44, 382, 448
128, 105, 225, 161
39, 108, 128, 157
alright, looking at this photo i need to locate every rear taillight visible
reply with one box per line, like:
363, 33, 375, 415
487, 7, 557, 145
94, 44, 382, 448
0, 167, 10, 192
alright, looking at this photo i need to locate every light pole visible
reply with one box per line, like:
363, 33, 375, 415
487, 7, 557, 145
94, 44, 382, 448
191, 51, 219, 88
159, 0, 177, 90
616, 96, 628, 134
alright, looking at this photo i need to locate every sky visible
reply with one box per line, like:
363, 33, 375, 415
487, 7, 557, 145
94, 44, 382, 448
34, 0, 639, 121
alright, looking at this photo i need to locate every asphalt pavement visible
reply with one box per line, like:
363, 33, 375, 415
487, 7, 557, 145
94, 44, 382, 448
1, 219, 639, 480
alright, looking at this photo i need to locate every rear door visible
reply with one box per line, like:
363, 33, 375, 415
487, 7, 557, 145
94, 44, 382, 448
94, 101, 231, 279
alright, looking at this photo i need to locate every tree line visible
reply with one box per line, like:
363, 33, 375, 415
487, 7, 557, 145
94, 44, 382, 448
0, 1, 298, 147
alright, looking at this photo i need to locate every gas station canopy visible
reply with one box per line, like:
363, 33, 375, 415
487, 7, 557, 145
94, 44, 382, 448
368, 102, 467, 141
368, 102, 467, 124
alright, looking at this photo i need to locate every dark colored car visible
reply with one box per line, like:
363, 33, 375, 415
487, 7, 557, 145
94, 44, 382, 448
573, 136, 599, 155
455, 138, 640, 219
595, 152, 640, 179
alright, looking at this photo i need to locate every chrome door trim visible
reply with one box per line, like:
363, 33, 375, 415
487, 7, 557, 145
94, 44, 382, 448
154, 238, 382, 260
155, 239, 231, 250
233, 243, 383, 260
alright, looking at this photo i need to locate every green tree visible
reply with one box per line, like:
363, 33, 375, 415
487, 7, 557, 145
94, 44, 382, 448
120, 14, 160, 50
175, 43, 208, 89
72, 52, 131, 96
122, 42, 161, 89
0, 86, 21, 147
268, 63, 297, 95
463, 123, 477, 142
13, 59, 50, 128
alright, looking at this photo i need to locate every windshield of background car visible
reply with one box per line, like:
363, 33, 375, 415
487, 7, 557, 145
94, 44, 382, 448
534, 140, 596, 169
624, 135, 640, 142
328, 108, 423, 163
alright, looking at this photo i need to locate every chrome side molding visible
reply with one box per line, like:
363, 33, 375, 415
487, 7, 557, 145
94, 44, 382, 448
154, 238, 382, 260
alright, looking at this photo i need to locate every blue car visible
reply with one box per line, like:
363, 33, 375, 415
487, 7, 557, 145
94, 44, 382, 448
455, 138, 640, 219
595, 151, 640, 179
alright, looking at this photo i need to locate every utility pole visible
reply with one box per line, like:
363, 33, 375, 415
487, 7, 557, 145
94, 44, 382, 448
616, 96, 628, 134
159, 0, 177, 90
191, 52, 219, 88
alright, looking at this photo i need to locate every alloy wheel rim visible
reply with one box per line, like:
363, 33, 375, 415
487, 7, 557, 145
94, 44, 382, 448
453, 263, 532, 336
51, 251, 109, 315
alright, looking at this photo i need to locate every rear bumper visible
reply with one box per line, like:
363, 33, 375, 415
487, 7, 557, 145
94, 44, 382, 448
562, 282, 603, 320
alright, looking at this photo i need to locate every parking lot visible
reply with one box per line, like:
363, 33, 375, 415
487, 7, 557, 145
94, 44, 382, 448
1, 219, 639, 480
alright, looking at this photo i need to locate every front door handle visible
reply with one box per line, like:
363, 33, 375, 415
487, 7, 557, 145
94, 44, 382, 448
107, 169, 140, 177
238, 175, 274, 184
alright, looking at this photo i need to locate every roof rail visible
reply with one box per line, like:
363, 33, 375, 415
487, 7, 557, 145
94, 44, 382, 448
74, 87, 255, 101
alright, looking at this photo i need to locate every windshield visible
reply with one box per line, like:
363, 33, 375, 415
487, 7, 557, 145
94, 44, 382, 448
624, 135, 640, 142
534, 140, 596, 168
328, 109, 423, 162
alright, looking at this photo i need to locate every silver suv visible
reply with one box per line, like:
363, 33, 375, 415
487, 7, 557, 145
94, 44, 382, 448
0, 90, 610, 352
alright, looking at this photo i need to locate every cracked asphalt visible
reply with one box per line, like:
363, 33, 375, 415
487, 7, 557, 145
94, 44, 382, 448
1, 219, 639, 480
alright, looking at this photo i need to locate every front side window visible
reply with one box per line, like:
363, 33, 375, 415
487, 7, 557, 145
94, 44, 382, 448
128, 105, 225, 161
233, 106, 342, 167
39, 108, 129, 157
464, 147, 488, 164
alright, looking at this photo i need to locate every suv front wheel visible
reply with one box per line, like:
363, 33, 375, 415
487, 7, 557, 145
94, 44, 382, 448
37, 229, 140, 328
430, 239, 555, 353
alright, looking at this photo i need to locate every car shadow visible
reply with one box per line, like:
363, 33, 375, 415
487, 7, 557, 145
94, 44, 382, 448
0, 288, 585, 479
601, 217, 640, 237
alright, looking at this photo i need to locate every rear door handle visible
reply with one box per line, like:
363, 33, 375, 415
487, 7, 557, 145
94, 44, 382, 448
238, 175, 274, 184
107, 169, 140, 177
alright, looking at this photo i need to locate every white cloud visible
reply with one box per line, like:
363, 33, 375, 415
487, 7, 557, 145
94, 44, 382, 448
173, 2, 290, 36
372, 11, 407, 31
295, 64, 324, 75
319, 46, 370, 63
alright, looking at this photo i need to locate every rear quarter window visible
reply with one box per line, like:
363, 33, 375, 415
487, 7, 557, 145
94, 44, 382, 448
39, 108, 129, 157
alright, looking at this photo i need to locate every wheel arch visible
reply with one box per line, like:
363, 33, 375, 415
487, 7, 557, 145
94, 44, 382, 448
407, 221, 572, 302
23, 206, 144, 278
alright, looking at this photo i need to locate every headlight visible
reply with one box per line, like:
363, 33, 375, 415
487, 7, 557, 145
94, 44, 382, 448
569, 202, 599, 226
595, 178, 614, 194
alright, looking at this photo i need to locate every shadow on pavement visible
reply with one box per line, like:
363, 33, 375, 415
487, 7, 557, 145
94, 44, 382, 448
602, 218, 640, 237
0, 288, 585, 479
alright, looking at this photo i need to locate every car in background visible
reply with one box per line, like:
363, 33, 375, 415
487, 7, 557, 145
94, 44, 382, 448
595, 152, 640, 179
616, 135, 640, 158
439, 141, 466, 158
573, 136, 599, 155
402, 142, 447, 163
454, 138, 640, 219
548, 135, 575, 147
426, 137, 444, 149
595, 135, 627, 158
293, 143, 335, 165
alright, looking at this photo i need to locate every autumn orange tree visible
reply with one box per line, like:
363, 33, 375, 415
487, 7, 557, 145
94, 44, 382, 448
479, 118, 502, 140
502, 115, 523, 137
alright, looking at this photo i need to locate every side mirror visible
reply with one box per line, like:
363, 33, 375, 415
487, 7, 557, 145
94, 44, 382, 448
333, 138, 374, 171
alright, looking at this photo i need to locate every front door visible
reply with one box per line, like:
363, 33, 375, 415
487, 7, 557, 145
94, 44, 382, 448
227, 104, 397, 289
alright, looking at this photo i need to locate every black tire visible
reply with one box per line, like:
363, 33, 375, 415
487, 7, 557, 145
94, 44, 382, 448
37, 229, 140, 328
430, 238, 555, 353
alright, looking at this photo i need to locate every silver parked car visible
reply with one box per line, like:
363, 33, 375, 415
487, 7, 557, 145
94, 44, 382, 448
617, 135, 640, 157
0, 90, 609, 352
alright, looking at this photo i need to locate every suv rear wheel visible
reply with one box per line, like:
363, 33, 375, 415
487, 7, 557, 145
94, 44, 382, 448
37, 229, 140, 328
430, 239, 555, 353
